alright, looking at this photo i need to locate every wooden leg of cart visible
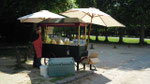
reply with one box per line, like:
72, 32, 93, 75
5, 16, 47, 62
83, 64, 86, 70
44, 58, 47, 65
77, 62, 79, 71
90, 64, 92, 70
89, 59, 93, 70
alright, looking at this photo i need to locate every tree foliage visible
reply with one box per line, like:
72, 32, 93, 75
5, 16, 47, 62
0, 0, 150, 44
75, 0, 150, 44
0, 0, 76, 43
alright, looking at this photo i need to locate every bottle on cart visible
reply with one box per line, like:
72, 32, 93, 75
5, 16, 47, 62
66, 47, 70, 56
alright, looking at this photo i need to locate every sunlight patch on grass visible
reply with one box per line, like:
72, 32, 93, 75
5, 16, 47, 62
90, 36, 105, 41
90, 36, 96, 40
89, 35, 150, 44
98, 36, 105, 41
144, 39, 150, 44
123, 38, 139, 43
108, 37, 119, 42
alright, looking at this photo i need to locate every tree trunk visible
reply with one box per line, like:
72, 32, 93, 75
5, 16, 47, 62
119, 28, 124, 43
140, 19, 145, 45
104, 28, 108, 42
96, 35, 99, 41
16, 47, 21, 67
95, 28, 99, 41
140, 27, 145, 45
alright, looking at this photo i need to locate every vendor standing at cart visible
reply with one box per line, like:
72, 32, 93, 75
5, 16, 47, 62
32, 25, 42, 68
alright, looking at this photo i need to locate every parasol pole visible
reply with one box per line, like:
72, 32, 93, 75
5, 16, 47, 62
85, 25, 87, 38
44, 26, 46, 43
78, 25, 80, 45
87, 15, 93, 49
44, 25, 48, 43
85, 25, 87, 43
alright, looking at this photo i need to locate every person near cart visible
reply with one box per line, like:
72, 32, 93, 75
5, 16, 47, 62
32, 25, 42, 68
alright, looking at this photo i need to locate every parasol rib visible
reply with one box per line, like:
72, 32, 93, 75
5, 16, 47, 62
98, 15, 107, 27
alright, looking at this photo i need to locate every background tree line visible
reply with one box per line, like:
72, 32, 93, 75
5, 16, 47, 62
0, 0, 150, 45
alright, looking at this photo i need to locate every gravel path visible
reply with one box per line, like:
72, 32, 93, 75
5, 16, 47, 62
75, 43, 150, 84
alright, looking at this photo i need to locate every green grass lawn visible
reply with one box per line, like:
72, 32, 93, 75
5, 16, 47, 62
123, 38, 139, 44
108, 37, 119, 42
55, 34, 150, 44
90, 36, 150, 44
145, 39, 150, 44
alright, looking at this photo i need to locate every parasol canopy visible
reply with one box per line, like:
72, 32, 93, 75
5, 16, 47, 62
18, 10, 65, 23
60, 8, 125, 27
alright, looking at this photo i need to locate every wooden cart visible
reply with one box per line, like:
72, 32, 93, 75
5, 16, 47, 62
40, 18, 88, 70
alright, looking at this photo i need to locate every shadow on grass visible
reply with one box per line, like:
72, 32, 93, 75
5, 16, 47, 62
0, 56, 33, 74
70, 73, 111, 84
0, 56, 50, 84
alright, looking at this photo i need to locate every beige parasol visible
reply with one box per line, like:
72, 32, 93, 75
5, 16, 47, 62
18, 10, 65, 23
60, 8, 125, 27
60, 8, 125, 47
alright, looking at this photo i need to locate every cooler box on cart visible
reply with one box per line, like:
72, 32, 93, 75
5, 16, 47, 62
48, 57, 75, 77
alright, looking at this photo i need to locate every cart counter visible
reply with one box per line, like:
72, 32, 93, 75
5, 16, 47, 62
42, 44, 88, 62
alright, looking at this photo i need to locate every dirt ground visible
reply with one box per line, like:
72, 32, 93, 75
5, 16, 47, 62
72, 44, 150, 84
0, 43, 150, 84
